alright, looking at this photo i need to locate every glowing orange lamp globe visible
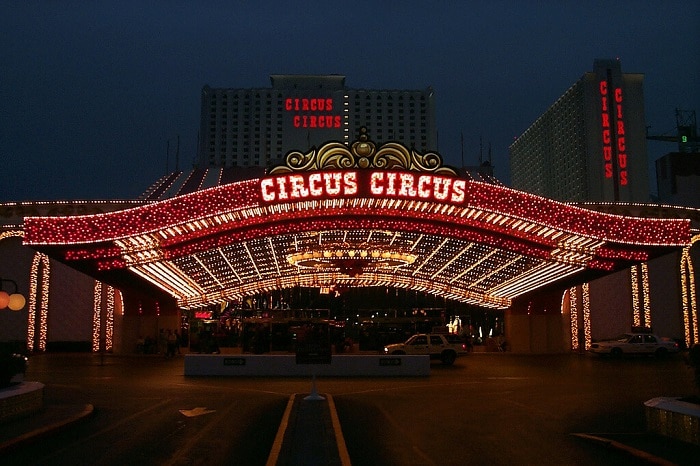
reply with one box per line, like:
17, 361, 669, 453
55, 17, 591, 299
0, 290, 9, 309
8, 293, 26, 311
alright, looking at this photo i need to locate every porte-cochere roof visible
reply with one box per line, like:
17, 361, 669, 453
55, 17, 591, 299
23, 135, 691, 310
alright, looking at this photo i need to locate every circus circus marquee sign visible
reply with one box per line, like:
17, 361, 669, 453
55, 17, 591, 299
261, 126, 466, 204
260, 170, 467, 204
21, 129, 691, 311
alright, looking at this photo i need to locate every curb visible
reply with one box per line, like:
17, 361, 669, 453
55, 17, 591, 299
571, 433, 676, 466
0, 403, 95, 453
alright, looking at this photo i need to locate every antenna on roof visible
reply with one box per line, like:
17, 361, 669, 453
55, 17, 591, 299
175, 134, 180, 171
479, 135, 483, 165
196, 131, 200, 168
166, 139, 170, 174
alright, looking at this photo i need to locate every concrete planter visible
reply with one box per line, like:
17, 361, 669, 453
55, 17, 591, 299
644, 397, 700, 446
184, 353, 431, 377
0, 381, 44, 423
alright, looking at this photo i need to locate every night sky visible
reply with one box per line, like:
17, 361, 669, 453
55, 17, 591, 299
1, 1, 698, 201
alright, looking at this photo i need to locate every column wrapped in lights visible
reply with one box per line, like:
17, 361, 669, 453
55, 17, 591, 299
641, 263, 651, 329
91, 282, 115, 352
630, 263, 651, 329
680, 236, 699, 347
582, 283, 591, 351
27, 252, 50, 352
27, 265, 37, 352
106, 285, 114, 351
569, 287, 579, 351
630, 265, 641, 328
118, 290, 125, 316
92, 281, 102, 352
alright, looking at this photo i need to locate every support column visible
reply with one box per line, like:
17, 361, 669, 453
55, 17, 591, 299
506, 288, 568, 353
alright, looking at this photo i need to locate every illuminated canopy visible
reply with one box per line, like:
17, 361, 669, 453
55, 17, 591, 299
23, 132, 691, 310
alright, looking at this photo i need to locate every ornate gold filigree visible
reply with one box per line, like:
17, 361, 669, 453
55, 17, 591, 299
269, 127, 457, 176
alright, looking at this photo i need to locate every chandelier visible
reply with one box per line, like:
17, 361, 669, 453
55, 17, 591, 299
287, 245, 417, 278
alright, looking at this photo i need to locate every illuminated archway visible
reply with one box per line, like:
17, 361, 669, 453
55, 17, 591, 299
22, 136, 691, 315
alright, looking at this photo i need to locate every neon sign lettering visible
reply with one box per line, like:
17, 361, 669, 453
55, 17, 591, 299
614, 88, 627, 186
369, 172, 465, 202
285, 98, 333, 112
261, 172, 358, 201
284, 97, 342, 129
292, 115, 342, 129
260, 171, 466, 204
600, 81, 628, 186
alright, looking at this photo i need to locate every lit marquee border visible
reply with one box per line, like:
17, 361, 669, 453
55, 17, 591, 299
22, 137, 691, 311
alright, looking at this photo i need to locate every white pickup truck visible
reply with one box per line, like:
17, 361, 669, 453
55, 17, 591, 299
383, 333, 466, 365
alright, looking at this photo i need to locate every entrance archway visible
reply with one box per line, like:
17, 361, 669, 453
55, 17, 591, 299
22, 135, 692, 352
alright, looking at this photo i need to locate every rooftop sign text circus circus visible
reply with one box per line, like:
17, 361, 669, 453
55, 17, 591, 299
284, 97, 342, 128
260, 170, 467, 204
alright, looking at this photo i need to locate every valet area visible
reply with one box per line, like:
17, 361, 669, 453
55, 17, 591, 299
2, 133, 699, 363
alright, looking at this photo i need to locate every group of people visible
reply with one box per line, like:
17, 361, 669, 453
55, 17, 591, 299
137, 329, 182, 357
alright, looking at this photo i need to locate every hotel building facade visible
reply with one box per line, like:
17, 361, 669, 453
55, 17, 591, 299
198, 75, 437, 169
509, 59, 699, 348
509, 59, 649, 203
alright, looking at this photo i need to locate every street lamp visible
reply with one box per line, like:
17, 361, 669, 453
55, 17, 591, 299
0, 278, 26, 311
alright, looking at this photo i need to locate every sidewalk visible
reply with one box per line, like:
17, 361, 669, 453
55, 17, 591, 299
0, 398, 94, 453
573, 432, 700, 466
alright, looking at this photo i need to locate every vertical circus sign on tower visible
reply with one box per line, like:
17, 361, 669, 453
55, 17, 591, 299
599, 80, 628, 186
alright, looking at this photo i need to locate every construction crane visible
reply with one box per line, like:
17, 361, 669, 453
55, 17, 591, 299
646, 108, 699, 153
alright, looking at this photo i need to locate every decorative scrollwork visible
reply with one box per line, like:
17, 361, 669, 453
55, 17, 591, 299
281, 149, 317, 172
269, 127, 458, 176
317, 142, 356, 169
412, 150, 451, 173
373, 143, 411, 170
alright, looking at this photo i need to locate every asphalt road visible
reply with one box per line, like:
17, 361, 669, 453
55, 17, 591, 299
3, 351, 697, 465
333, 354, 696, 465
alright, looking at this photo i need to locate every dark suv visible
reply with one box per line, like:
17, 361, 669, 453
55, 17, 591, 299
1, 352, 28, 387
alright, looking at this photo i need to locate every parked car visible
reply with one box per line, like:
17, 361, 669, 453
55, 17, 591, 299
0, 353, 28, 387
384, 333, 466, 365
590, 333, 679, 357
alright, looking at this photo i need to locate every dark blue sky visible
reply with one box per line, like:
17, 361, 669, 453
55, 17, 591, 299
1, 1, 698, 201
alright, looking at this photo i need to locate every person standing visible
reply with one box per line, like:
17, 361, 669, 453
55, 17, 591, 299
166, 330, 177, 358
